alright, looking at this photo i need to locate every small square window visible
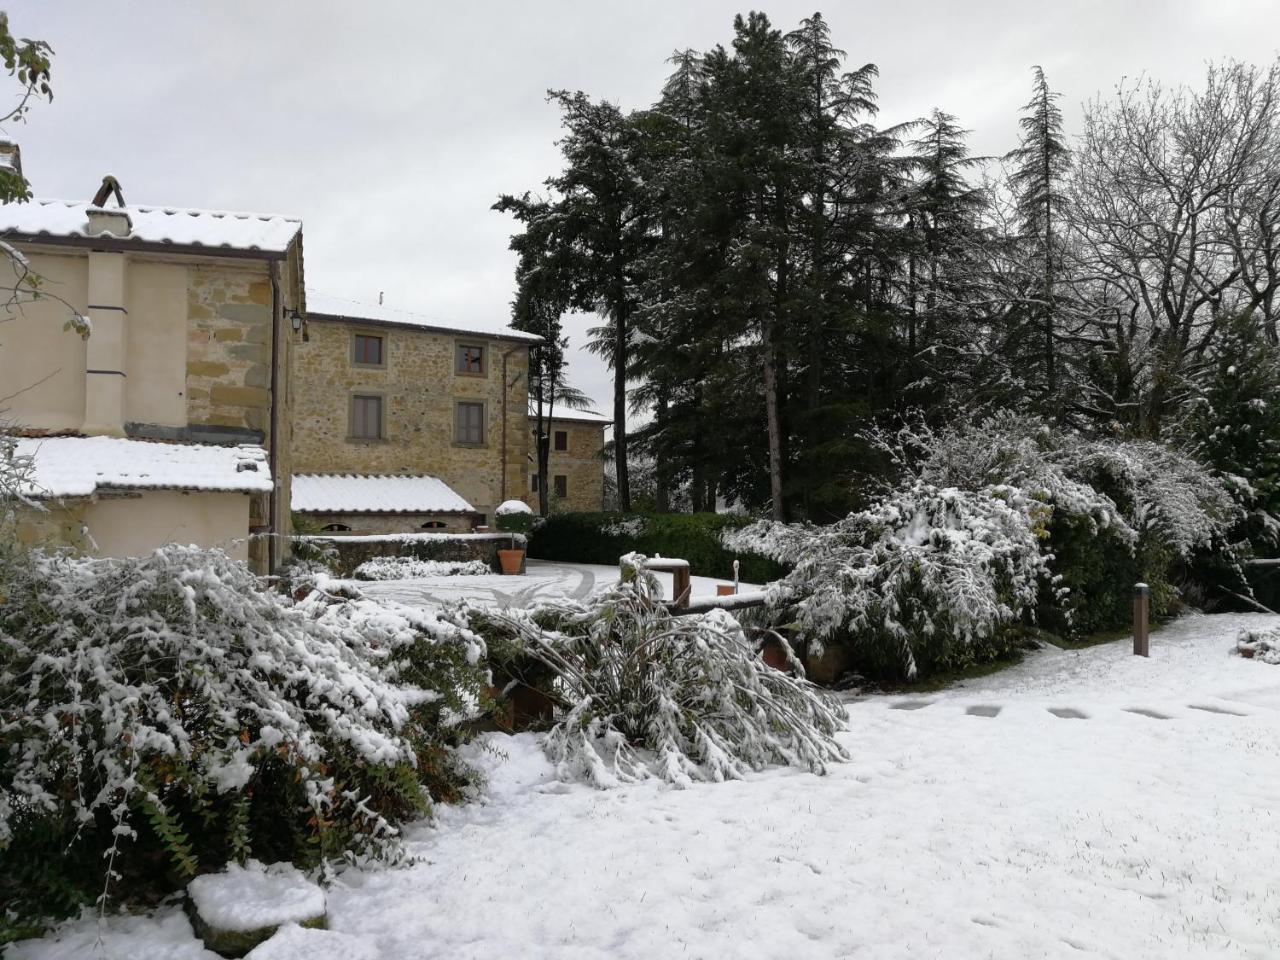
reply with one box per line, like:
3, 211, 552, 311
554, 430, 568, 452
554, 474, 568, 499
352, 334, 384, 366
456, 344, 485, 375
455, 401, 485, 444
350, 394, 383, 439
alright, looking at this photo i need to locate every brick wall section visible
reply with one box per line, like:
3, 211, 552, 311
525, 418, 607, 513
290, 318, 530, 521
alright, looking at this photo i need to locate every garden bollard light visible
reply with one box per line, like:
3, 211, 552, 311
1133, 582, 1150, 657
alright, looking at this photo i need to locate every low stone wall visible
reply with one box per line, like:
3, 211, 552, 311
295, 531, 526, 576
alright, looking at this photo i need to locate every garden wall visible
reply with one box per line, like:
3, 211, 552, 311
295, 532, 525, 576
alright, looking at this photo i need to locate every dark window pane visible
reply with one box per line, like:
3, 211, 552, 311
554, 430, 568, 451
456, 344, 485, 374
354, 335, 383, 365
531, 474, 540, 492
554, 475, 567, 499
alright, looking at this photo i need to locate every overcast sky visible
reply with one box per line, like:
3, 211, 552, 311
9, 0, 1280, 415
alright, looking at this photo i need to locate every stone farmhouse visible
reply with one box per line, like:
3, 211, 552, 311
288, 293, 542, 534
2, 157, 609, 568
1, 163, 303, 573
526, 406, 610, 513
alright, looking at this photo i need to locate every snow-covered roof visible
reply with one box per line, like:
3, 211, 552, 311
527, 402, 612, 426
292, 474, 476, 514
0, 199, 302, 254
305, 290, 542, 344
14, 436, 273, 498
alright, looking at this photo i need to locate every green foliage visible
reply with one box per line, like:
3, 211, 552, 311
528, 511, 787, 584
0, 546, 487, 939
495, 510, 533, 536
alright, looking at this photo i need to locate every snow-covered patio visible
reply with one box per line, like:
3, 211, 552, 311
15, 613, 1280, 959
349, 559, 755, 610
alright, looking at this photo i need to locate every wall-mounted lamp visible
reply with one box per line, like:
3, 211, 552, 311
285, 308, 303, 333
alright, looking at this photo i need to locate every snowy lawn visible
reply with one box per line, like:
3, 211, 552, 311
349, 559, 756, 610
14, 613, 1280, 959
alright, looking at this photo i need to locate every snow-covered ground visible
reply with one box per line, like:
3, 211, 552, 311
349, 559, 755, 610
14, 613, 1280, 959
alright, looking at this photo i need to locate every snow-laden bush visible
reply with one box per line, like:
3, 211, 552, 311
1237, 625, 1280, 664
353, 557, 491, 580
466, 555, 847, 788
729, 484, 1055, 680
734, 415, 1244, 681
0, 545, 487, 937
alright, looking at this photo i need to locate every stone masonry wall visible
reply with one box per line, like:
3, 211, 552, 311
185, 263, 275, 440
524, 419, 607, 513
290, 318, 530, 522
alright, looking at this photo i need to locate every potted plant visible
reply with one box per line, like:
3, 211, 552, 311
494, 500, 533, 575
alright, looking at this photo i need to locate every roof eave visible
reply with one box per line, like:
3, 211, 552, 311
3, 231, 293, 262
305, 311, 543, 345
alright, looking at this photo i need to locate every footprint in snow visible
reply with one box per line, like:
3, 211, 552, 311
965, 705, 1002, 718
1124, 707, 1171, 720
1188, 703, 1248, 716
1048, 707, 1089, 720
889, 700, 933, 711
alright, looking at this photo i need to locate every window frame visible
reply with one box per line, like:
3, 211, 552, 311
553, 474, 568, 499
554, 430, 568, 452
454, 400, 487, 446
348, 392, 386, 441
531, 474, 540, 492
455, 342, 487, 377
350, 331, 386, 369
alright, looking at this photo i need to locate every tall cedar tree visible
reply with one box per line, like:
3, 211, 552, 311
1006, 66, 1070, 397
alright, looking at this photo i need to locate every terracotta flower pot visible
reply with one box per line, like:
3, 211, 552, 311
1240, 645, 1257, 659
498, 548, 525, 575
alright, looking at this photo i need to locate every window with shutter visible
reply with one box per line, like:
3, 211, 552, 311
554, 430, 568, 451
554, 475, 568, 499
350, 395, 383, 439
455, 344, 485, 375
455, 401, 485, 444
352, 334, 384, 366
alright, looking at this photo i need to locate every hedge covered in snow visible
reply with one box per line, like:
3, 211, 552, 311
465, 555, 847, 788
353, 557, 491, 580
728, 415, 1245, 680
0, 545, 488, 940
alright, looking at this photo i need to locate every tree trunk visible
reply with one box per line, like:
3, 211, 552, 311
612, 264, 630, 512
761, 313, 785, 521
654, 390, 671, 513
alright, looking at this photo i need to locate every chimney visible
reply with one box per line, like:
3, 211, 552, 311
0, 141, 22, 183
86, 206, 132, 238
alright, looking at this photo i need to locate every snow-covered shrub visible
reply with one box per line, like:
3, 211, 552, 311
0, 545, 487, 937
730, 484, 1055, 680
886, 413, 1244, 632
495, 499, 534, 536
1237, 625, 1280, 664
353, 557, 490, 580
465, 554, 847, 788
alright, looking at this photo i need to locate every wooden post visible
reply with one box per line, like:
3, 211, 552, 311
672, 564, 691, 609
1133, 582, 1150, 657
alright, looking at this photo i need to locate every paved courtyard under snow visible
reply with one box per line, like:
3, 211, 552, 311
15, 613, 1280, 960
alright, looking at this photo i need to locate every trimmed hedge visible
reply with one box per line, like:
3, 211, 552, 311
528, 512, 788, 584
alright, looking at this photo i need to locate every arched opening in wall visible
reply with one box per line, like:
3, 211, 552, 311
420, 520, 447, 530
321, 523, 352, 532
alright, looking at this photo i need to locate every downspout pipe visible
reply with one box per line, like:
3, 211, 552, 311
268, 262, 282, 572
500, 346, 522, 504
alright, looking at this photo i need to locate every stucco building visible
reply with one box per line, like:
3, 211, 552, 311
526, 406, 610, 513
289, 293, 539, 531
0, 174, 303, 572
